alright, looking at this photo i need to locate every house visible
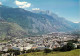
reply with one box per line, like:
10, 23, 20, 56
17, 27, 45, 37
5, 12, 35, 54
36, 46, 48, 50
12, 47, 23, 51
49, 41, 60, 49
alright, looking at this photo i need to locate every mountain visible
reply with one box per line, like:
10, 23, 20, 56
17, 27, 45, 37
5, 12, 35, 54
0, 5, 79, 36
0, 19, 27, 38
32, 10, 80, 30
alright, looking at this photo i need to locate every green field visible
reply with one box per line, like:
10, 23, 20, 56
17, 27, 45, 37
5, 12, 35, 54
19, 49, 80, 56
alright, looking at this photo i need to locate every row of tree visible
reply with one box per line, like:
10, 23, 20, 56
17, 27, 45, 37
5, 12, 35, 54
44, 42, 80, 53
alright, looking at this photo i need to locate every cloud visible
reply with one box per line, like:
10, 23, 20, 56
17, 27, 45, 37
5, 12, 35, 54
0, 2, 2, 5
32, 8, 40, 10
15, 0, 31, 8
73, 22, 79, 23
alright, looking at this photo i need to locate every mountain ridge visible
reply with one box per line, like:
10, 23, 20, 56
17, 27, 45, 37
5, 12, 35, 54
0, 5, 80, 36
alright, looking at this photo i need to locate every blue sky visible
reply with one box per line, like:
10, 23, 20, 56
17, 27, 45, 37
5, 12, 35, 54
0, 0, 79, 23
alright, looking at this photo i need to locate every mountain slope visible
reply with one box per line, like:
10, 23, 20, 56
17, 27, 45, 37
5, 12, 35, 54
0, 19, 27, 38
32, 10, 80, 31
0, 5, 79, 35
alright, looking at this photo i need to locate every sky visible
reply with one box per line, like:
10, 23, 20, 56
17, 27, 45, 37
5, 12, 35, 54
0, 0, 79, 23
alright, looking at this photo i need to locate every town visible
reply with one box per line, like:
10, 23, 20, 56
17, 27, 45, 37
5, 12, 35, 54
0, 32, 80, 56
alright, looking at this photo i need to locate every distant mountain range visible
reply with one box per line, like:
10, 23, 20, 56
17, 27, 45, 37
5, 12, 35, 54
0, 5, 80, 38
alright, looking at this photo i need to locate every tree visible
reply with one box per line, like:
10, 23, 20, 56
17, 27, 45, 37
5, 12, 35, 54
44, 49, 52, 53
26, 49, 34, 53
77, 45, 80, 49
0, 52, 3, 56
68, 40, 78, 43
60, 45, 68, 51
14, 50, 20, 55
53, 47, 61, 51
22, 50, 26, 54
35, 49, 40, 52
67, 42, 75, 51
7, 49, 14, 53
61, 42, 75, 51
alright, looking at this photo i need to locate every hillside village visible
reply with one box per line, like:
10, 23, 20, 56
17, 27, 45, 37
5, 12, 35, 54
0, 32, 80, 56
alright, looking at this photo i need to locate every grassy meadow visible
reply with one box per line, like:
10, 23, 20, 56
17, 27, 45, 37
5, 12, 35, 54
18, 49, 80, 56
